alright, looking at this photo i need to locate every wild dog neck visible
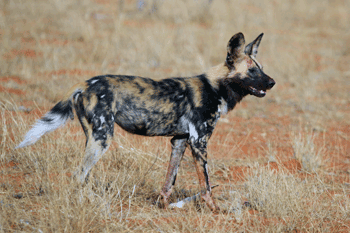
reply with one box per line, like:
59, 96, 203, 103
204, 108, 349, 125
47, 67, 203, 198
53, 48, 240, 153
206, 63, 249, 113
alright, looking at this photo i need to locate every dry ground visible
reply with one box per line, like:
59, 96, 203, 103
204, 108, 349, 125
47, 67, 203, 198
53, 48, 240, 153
0, 0, 349, 232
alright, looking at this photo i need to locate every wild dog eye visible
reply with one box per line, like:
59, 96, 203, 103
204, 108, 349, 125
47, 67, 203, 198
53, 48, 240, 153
248, 67, 259, 76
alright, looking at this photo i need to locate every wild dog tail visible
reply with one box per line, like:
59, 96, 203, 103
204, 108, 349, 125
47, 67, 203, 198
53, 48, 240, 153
15, 83, 87, 149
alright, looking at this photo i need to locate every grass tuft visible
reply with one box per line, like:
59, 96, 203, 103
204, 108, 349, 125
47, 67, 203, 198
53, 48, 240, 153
292, 131, 324, 173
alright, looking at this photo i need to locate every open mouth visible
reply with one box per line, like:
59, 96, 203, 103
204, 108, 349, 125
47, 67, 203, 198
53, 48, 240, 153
249, 86, 266, 97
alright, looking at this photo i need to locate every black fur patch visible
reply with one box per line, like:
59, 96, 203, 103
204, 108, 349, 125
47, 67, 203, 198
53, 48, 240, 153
42, 101, 74, 122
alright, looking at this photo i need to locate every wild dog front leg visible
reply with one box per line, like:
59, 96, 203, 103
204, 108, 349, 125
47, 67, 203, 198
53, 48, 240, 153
189, 138, 220, 212
160, 136, 187, 207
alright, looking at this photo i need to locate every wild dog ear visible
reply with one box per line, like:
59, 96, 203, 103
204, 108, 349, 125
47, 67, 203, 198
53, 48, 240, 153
226, 32, 245, 68
244, 33, 264, 58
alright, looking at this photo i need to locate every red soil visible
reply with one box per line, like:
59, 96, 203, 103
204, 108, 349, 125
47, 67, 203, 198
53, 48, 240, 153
0, 76, 27, 84
0, 85, 26, 95
39, 38, 70, 46
3, 49, 42, 59
39, 69, 98, 77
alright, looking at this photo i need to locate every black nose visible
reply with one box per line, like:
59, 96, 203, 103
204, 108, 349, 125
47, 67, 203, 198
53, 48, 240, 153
268, 79, 275, 89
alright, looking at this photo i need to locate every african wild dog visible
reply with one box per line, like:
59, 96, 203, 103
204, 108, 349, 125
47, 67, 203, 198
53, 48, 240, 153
16, 32, 275, 212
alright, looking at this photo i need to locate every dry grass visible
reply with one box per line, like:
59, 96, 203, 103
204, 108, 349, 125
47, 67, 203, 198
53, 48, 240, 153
292, 130, 325, 173
244, 164, 349, 232
1, 0, 349, 232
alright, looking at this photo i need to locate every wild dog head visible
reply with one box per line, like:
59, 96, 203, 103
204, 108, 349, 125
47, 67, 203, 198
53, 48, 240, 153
225, 32, 275, 97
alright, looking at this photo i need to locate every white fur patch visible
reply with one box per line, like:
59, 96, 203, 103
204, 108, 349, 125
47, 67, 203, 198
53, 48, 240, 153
97, 115, 106, 130
179, 116, 199, 141
74, 92, 80, 103
218, 99, 228, 115
99, 115, 105, 124
169, 193, 200, 209
189, 123, 198, 140
16, 112, 68, 148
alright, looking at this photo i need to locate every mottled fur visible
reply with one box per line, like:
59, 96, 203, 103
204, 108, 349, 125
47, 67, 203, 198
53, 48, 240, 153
17, 32, 275, 212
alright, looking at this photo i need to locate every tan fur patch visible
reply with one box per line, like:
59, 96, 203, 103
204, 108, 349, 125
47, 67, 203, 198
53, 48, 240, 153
81, 116, 92, 135
110, 96, 117, 113
85, 94, 98, 113
206, 63, 230, 89
107, 77, 121, 88
187, 78, 204, 107
63, 82, 88, 100
158, 99, 175, 114
206, 64, 229, 81
234, 59, 249, 74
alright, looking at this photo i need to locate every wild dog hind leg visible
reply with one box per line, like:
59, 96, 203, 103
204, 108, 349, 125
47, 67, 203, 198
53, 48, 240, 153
160, 136, 187, 207
76, 133, 113, 184
74, 98, 114, 183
